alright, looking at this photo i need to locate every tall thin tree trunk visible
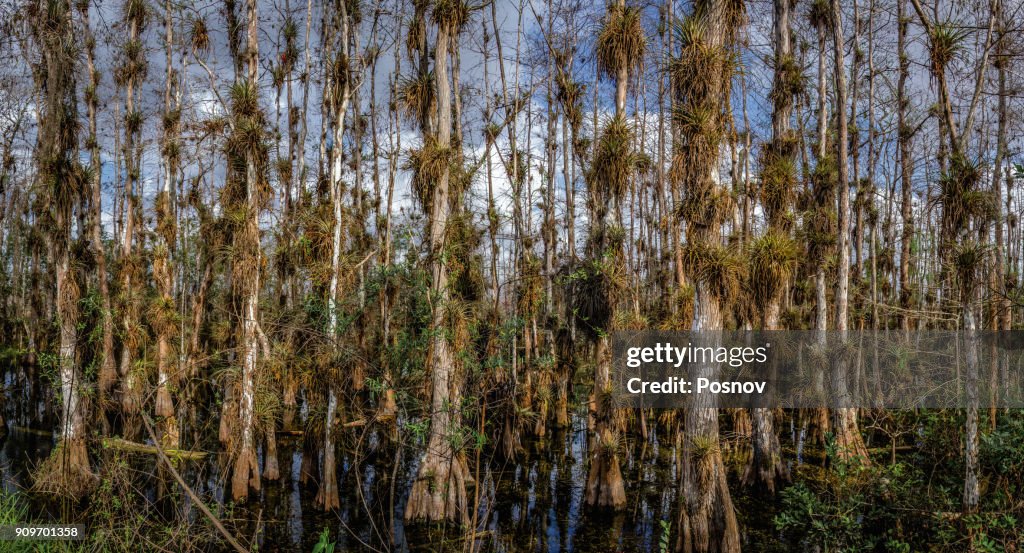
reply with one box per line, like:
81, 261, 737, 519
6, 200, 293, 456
674, 2, 741, 549
897, 0, 914, 332
405, 11, 470, 525
991, 6, 1009, 333
154, 0, 180, 447
79, 1, 116, 405
830, 0, 869, 463
316, 3, 355, 510
32, 0, 95, 496
230, 0, 263, 501
850, 0, 862, 280
745, 0, 794, 494
119, 0, 147, 421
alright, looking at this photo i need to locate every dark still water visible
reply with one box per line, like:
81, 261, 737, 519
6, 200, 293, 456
0, 367, 788, 552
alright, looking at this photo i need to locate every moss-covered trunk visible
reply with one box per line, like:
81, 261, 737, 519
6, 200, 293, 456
672, 1, 741, 549
405, 13, 470, 525
229, 0, 264, 502
31, 0, 95, 497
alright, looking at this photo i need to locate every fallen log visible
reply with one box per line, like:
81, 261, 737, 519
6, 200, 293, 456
867, 445, 917, 454
274, 419, 366, 437
11, 425, 52, 437
101, 437, 207, 460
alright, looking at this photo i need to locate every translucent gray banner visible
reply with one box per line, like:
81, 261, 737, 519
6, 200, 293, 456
611, 331, 1024, 408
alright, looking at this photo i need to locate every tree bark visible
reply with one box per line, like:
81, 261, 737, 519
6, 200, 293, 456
154, 0, 180, 448
405, 12, 470, 525
830, 0, 869, 463
745, 0, 793, 494
897, 0, 914, 332
31, 0, 95, 497
674, 1, 741, 549
316, 1, 355, 511
79, 1, 116, 403
230, 0, 263, 502
118, 0, 146, 421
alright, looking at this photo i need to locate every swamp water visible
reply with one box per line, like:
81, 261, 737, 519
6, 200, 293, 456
0, 367, 795, 552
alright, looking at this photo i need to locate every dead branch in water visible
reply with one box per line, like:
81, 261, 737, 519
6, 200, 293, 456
101, 437, 208, 460
140, 412, 250, 553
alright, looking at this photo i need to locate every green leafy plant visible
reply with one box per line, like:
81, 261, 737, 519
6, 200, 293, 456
312, 527, 335, 553
659, 520, 672, 553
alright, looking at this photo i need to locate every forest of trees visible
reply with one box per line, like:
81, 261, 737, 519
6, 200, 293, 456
0, 0, 1022, 550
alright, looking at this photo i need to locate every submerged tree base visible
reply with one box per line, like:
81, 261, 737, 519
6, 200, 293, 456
405, 452, 470, 525
230, 445, 261, 501
679, 454, 741, 553
742, 409, 790, 494
585, 431, 627, 509
833, 407, 870, 464
32, 439, 97, 499
316, 441, 339, 511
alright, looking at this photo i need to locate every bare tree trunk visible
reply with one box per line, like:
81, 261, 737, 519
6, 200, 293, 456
564, 63, 576, 265
78, 1, 116, 404
377, 12, 403, 423
850, 0, 862, 280
866, 0, 879, 329
296, 0, 313, 200
989, 9, 1010, 431
830, 0, 869, 463
964, 301, 980, 512
991, 5, 1010, 333
897, 0, 914, 332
